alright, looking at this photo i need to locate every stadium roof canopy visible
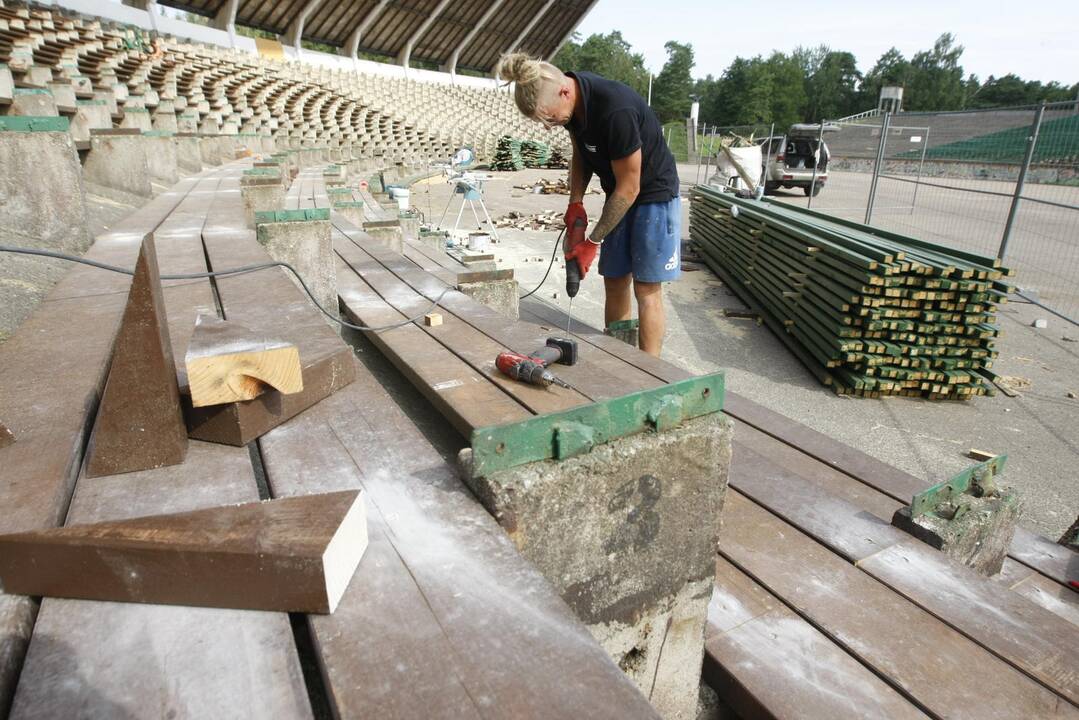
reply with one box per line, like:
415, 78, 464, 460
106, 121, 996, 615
157, 0, 598, 74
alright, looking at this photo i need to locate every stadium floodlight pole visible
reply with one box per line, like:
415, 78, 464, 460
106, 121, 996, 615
999, 102, 1046, 260
865, 111, 891, 224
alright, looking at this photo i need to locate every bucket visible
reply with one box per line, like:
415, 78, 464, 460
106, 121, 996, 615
390, 187, 410, 210
467, 232, 490, 252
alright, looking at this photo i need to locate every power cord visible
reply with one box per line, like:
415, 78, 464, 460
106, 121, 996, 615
0, 245, 450, 333
518, 227, 565, 300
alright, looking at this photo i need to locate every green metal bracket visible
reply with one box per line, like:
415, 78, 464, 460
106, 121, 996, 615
910, 454, 1007, 518
243, 167, 280, 176
14, 88, 49, 95
0, 116, 70, 132
142, 130, 174, 137
76, 99, 107, 106
327, 186, 352, 195
469, 372, 725, 477
254, 208, 330, 224
333, 201, 364, 208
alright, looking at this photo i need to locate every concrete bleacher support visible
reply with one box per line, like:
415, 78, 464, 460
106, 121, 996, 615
0, 127, 89, 340
458, 278, 520, 321
143, 133, 180, 189
242, 175, 286, 228
458, 413, 733, 720
6, 89, 56, 117
362, 218, 404, 253
81, 129, 154, 201
68, 100, 111, 144
255, 209, 337, 319
174, 135, 203, 174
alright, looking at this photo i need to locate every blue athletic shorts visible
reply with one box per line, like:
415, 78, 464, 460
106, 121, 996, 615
598, 196, 681, 283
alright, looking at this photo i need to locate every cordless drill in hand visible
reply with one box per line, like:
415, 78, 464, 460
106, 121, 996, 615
564, 214, 588, 299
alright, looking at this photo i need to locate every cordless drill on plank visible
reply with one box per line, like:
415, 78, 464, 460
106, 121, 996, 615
495, 337, 578, 389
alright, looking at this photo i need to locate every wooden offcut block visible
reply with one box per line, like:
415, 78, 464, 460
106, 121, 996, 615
185, 314, 302, 408
85, 234, 188, 477
424, 312, 443, 327
0, 422, 12, 448
0, 490, 368, 614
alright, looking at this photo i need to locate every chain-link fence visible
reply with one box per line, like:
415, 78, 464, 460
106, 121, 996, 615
693, 102, 1079, 324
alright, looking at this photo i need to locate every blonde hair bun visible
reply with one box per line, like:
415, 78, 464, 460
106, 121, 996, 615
496, 52, 542, 85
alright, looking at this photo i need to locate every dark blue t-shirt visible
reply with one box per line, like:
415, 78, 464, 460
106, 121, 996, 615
566, 71, 679, 205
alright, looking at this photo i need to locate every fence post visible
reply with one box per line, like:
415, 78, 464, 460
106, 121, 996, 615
807, 120, 827, 208
865, 111, 891, 224
998, 103, 1046, 260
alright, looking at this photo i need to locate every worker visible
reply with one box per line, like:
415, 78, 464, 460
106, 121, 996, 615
495, 52, 680, 357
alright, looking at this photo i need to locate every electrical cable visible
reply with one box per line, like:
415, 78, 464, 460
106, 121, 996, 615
518, 227, 565, 300
0, 245, 451, 333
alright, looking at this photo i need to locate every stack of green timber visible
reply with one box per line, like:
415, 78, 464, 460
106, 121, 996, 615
521, 140, 551, 167
490, 136, 524, 171
546, 146, 569, 169
689, 185, 1013, 400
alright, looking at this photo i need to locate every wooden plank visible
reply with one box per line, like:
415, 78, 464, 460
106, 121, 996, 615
334, 234, 589, 415
0, 174, 202, 534
720, 492, 1076, 719
335, 255, 531, 435
0, 491, 366, 614
256, 360, 660, 719
84, 235, 189, 477
997, 559, 1079, 627
704, 557, 928, 720
337, 231, 661, 400
859, 538, 1079, 705
191, 171, 356, 445
10, 170, 312, 719
729, 440, 907, 563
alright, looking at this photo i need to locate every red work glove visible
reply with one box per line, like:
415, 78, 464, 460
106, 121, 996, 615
565, 236, 600, 278
563, 201, 587, 231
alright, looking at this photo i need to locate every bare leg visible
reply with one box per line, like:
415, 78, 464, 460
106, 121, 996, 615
604, 275, 633, 327
634, 280, 665, 357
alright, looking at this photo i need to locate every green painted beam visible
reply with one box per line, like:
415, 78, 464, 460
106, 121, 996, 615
469, 372, 725, 477
0, 116, 70, 132
254, 208, 330, 224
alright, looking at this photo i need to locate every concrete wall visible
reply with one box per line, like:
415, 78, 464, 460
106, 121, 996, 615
0, 131, 89, 341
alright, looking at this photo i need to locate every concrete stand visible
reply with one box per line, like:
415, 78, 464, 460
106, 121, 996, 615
175, 135, 203, 174
81, 130, 154, 201
255, 215, 337, 319
459, 412, 732, 720
242, 176, 285, 228
0, 130, 89, 339
363, 219, 404, 253
142, 133, 179, 189
458, 279, 520, 321
607, 319, 641, 348
892, 487, 1022, 576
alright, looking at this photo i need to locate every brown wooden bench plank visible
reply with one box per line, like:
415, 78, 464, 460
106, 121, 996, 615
705, 557, 928, 720
10, 169, 311, 719
720, 492, 1075, 719
334, 230, 589, 414
337, 230, 661, 400
335, 256, 531, 435
257, 361, 660, 719
860, 539, 1079, 705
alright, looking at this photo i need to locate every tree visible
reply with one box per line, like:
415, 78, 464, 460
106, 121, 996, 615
859, 47, 912, 108
552, 32, 650, 97
802, 50, 862, 120
651, 41, 695, 123
906, 33, 968, 111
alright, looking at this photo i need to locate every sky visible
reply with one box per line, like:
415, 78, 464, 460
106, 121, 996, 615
573, 0, 1079, 86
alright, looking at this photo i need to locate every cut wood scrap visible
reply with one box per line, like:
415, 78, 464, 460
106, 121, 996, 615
85, 234, 188, 478
968, 449, 997, 462
0, 490, 367, 614
424, 312, 442, 327
185, 314, 302, 408
0, 422, 12, 448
